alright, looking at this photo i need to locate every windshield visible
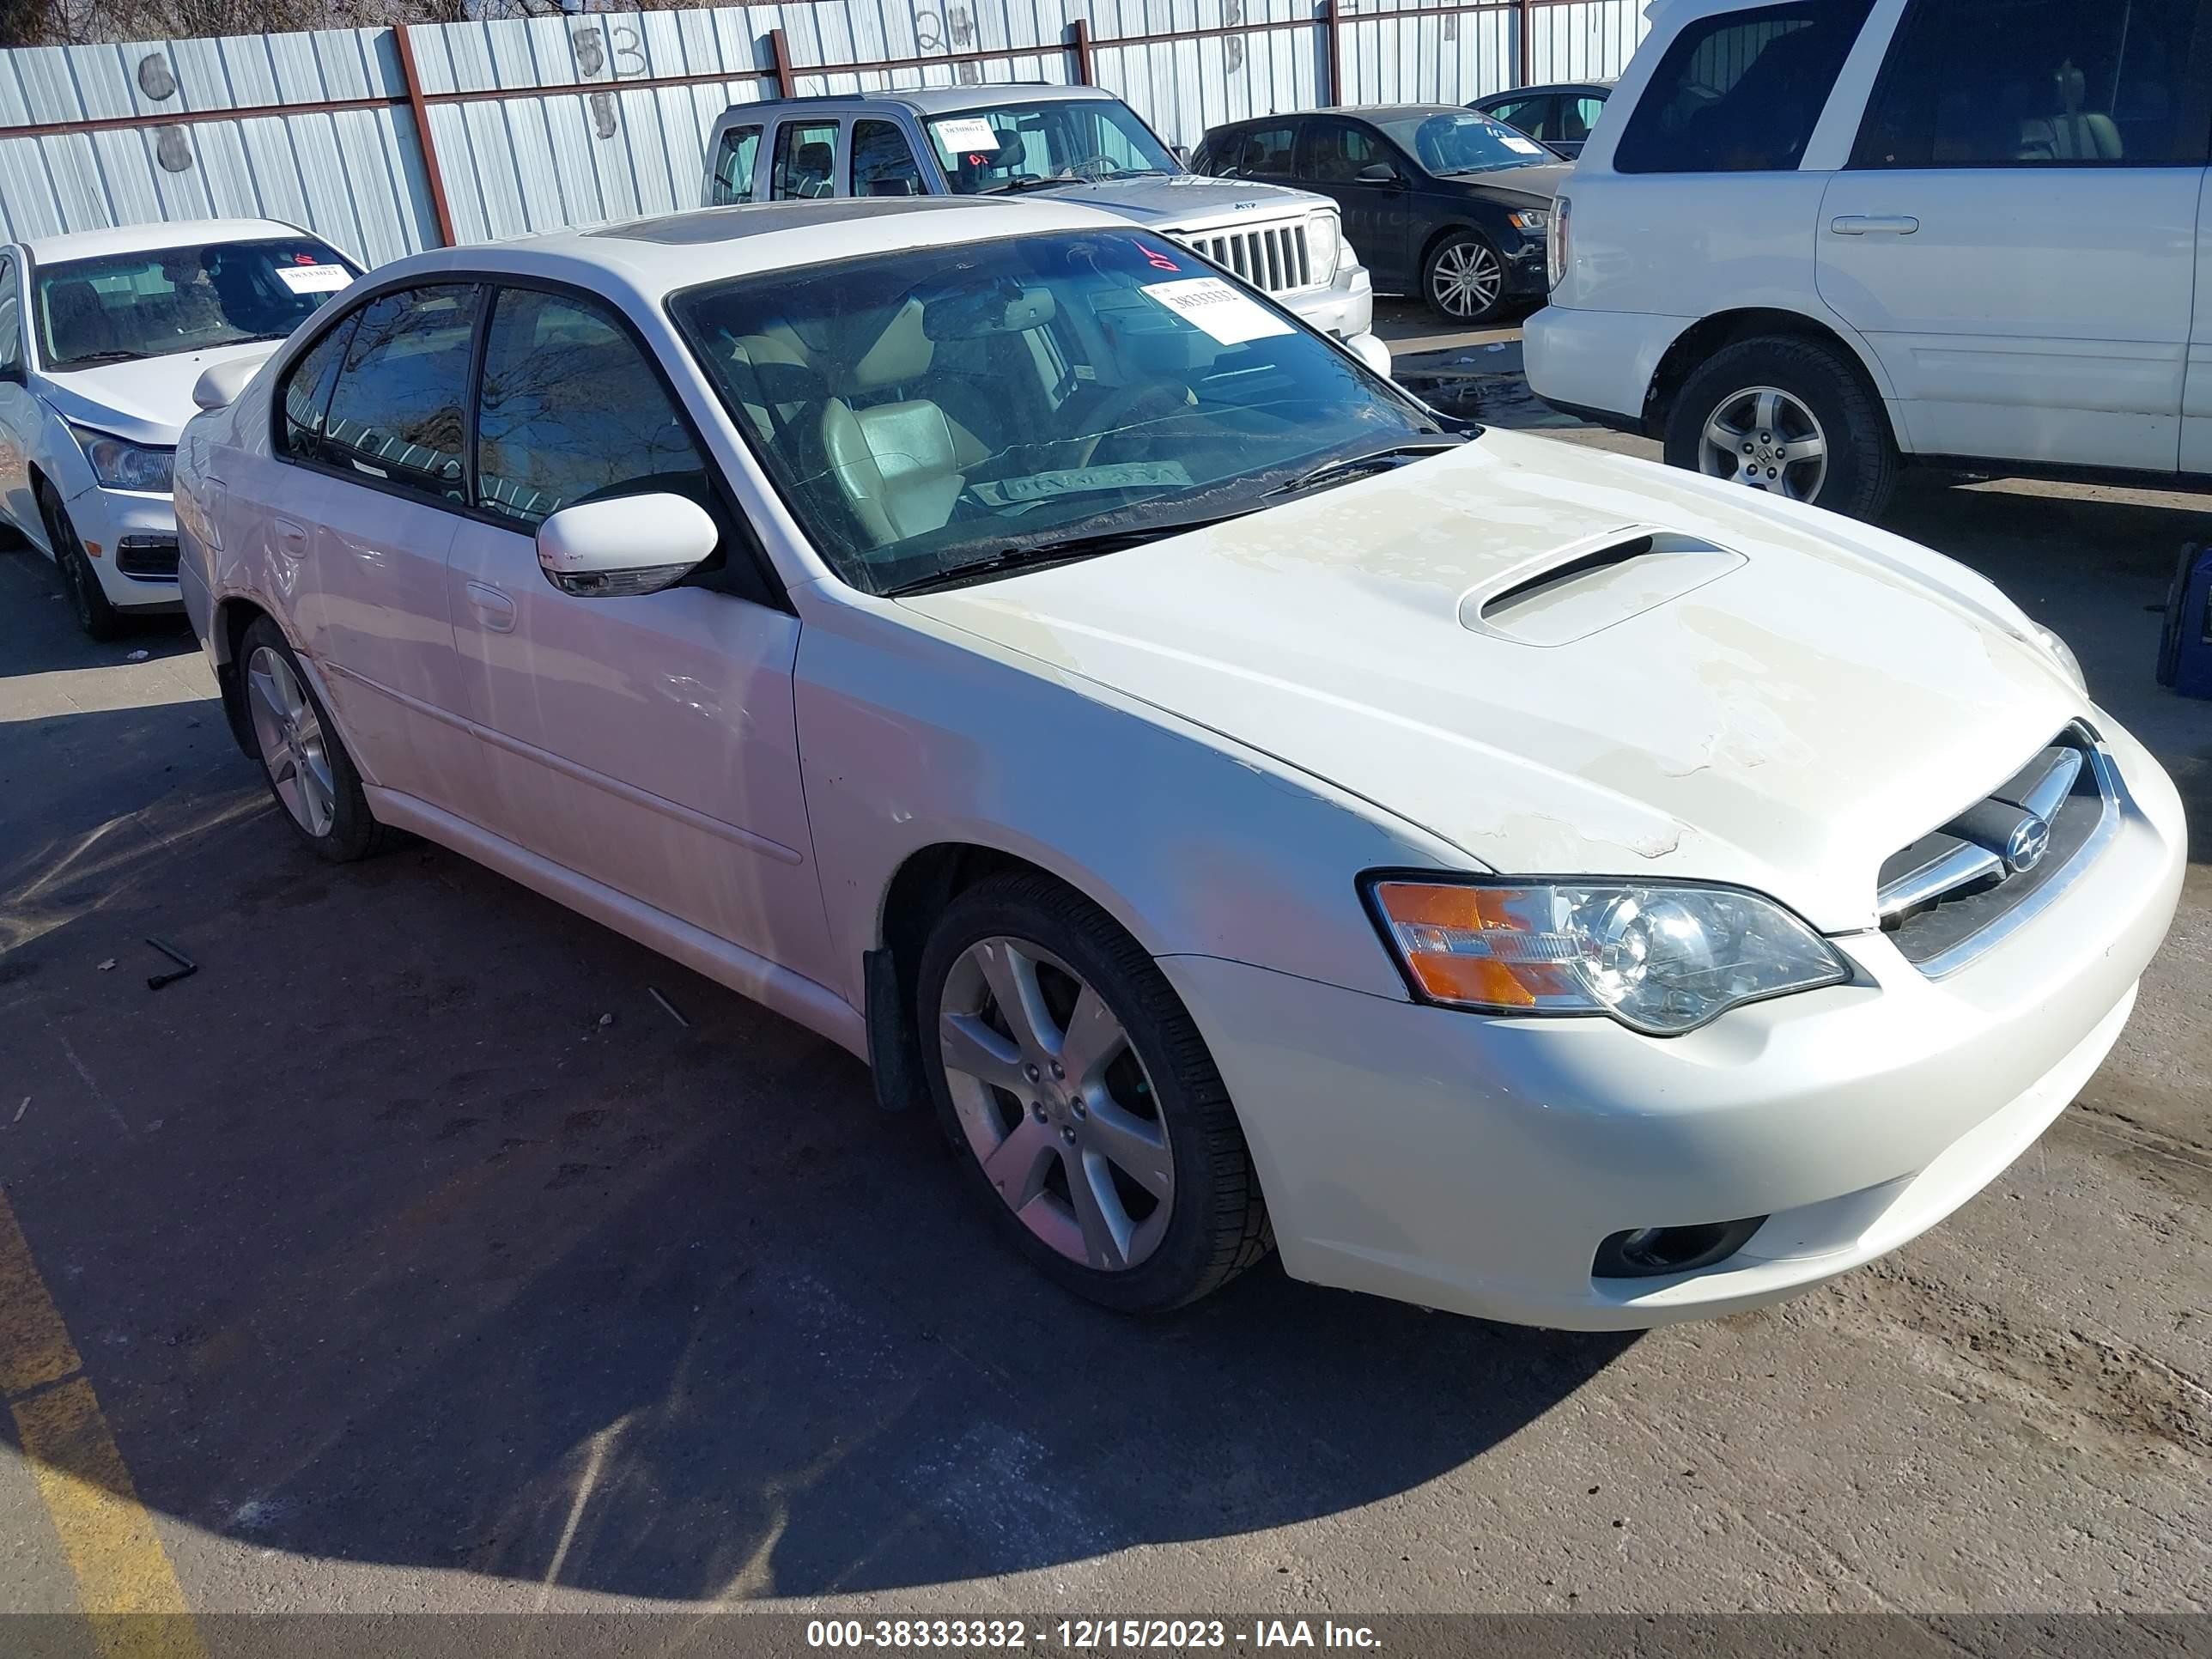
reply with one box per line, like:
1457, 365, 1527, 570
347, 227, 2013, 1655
1374, 111, 1553, 173
924, 100, 1180, 193
33, 237, 360, 371
670, 230, 1446, 595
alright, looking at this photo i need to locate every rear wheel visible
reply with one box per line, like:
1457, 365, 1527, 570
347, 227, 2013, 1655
917, 871, 1271, 1313
1423, 230, 1510, 325
39, 483, 121, 641
239, 615, 389, 863
1664, 335, 1899, 520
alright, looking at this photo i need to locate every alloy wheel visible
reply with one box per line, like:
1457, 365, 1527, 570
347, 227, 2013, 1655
246, 645, 338, 839
1430, 239, 1504, 319
1697, 386, 1830, 503
936, 935, 1175, 1273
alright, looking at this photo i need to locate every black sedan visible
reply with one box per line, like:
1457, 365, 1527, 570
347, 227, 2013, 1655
1191, 106, 1568, 325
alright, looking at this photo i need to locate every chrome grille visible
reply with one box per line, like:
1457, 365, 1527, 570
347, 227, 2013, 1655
1877, 725, 2118, 977
1176, 222, 1313, 293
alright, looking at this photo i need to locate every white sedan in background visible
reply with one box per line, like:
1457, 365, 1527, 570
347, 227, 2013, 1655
0, 218, 357, 636
174, 198, 2185, 1330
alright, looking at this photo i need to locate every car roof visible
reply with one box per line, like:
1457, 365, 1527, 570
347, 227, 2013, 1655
16, 216, 322, 265
362, 197, 1134, 301
1473, 81, 1614, 100
731, 83, 1120, 118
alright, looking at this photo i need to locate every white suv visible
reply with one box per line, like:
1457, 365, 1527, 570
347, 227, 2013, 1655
1527, 0, 2212, 520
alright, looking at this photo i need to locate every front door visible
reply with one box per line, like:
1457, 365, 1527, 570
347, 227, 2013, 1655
1818, 0, 2212, 471
1296, 118, 1412, 286
443, 283, 830, 983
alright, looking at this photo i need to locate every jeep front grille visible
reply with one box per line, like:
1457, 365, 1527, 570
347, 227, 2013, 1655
1877, 725, 2118, 977
1176, 222, 1312, 293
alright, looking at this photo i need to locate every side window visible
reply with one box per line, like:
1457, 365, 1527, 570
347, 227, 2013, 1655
1560, 95, 1607, 143
709, 124, 761, 205
1299, 120, 1388, 182
1487, 97, 1555, 140
1613, 1, 1876, 174
770, 121, 842, 200
0, 258, 19, 372
275, 313, 359, 461
318, 284, 481, 505
1224, 124, 1297, 176
852, 119, 924, 197
1854, 0, 2208, 169
474, 288, 715, 532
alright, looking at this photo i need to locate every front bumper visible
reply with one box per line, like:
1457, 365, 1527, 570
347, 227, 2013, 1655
1161, 721, 2186, 1330
1283, 262, 1374, 342
65, 482, 183, 611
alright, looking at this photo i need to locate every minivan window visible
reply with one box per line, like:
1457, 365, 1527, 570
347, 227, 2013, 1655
317, 285, 481, 505
474, 288, 714, 531
770, 121, 841, 200
1614, 0, 1877, 173
853, 119, 925, 197
709, 124, 761, 205
1853, 0, 2209, 168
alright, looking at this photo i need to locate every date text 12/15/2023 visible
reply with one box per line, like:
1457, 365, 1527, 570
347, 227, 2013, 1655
806, 1620, 1382, 1650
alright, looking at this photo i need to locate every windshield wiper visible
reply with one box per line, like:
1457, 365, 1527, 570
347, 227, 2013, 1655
48, 350, 143, 368
1263, 440, 1467, 501
888, 511, 1253, 596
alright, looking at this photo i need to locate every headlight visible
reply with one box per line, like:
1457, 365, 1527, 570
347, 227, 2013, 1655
1506, 209, 1548, 234
2033, 624, 2087, 695
1306, 211, 1342, 276
1366, 878, 1850, 1036
70, 424, 174, 493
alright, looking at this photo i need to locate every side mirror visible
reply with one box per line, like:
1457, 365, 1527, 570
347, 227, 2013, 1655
1355, 162, 1402, 186
1170, 144, 1191, 168
193, 352, 275, 411
0, 360, 22, 385
1345, 331, 1394, 379
537, 493, 719, 599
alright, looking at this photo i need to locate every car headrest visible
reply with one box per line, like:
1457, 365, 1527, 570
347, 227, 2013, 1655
796, 142, 833, 175
850, 300, 933, 387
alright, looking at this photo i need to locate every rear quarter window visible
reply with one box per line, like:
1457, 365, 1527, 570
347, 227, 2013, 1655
1613, 0, 1877, 173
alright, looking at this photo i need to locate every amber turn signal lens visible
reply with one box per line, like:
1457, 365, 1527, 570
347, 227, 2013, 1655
1370, 881, 1582, 1010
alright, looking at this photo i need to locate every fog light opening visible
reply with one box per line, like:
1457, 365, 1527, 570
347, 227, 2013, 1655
1593, 1217, 1765, 1280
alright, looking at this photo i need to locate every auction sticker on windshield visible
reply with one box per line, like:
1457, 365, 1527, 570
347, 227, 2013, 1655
1142, 276, 1292, 345
274, 264, 352, 295
1499, 133, 1545, 154
933, 118, 1001, 152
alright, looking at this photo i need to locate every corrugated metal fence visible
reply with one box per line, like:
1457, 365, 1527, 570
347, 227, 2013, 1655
0, 0, 1646, 264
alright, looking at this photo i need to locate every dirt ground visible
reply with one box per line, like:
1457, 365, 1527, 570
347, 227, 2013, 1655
0, 374, 2206, 1628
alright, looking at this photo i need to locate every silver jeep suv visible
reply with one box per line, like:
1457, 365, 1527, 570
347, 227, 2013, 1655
703, 85, 1381, 353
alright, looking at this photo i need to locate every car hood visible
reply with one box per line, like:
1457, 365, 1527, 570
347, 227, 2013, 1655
1439, 161, 1572, 204
34, 340, 281, 447
1018, 173, 1326, 229
900, 431, 2084, 932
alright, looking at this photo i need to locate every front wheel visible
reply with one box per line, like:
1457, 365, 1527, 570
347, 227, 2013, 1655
1423, 230, 1510, 325
1664, 335, 1899, 520
40, 485, 121, 641
916, 871, 1271, 1313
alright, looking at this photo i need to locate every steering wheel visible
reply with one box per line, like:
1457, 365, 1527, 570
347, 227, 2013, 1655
1078, 378, 1194, 467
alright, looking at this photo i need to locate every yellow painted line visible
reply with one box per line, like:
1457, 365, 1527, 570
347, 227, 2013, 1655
0, 1190, 205, 1659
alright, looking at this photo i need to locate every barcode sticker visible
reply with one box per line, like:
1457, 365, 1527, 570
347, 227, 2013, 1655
1140, 276, 1293, 345
275, 263, 353, 295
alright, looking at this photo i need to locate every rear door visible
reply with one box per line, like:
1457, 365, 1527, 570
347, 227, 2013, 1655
1296, 117, 1413, 285
1819, 0, 2212, 471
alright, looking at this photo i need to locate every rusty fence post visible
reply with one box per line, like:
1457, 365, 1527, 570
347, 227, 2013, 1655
1325, 0, 1343, 105
770, 27, 798, 99
393, 24, 457, 249
1071, 17, 1094, 85
1518, 0, 1534, 86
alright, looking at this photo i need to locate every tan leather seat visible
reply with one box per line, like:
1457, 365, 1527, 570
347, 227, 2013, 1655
820, 300, 991, 546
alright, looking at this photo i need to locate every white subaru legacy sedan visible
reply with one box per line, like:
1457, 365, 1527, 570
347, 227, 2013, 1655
174, 198, 2185, 1331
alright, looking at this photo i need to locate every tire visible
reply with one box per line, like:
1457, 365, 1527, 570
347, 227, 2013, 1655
39, 483, 122, 641
1422, 228, 1510, 325
1664, 335, 1899, 520
238, 615, 389, 863
916, 870, 1271, 1313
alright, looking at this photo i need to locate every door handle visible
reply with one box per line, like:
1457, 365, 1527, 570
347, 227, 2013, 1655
1830, 215, 1920, 236
272, 517, 310, 560
465, 580, 517, 633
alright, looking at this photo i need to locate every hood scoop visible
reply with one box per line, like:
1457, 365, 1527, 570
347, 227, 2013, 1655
1462, 527, 1747, 647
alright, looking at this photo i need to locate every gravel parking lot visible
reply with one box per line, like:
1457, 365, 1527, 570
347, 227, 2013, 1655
1, 341, 2206, 1625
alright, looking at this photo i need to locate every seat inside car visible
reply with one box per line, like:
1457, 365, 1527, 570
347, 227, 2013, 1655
820, 298, 995, 545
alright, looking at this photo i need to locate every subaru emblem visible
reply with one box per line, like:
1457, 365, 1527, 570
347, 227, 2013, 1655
2005, 814, 2051, 874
